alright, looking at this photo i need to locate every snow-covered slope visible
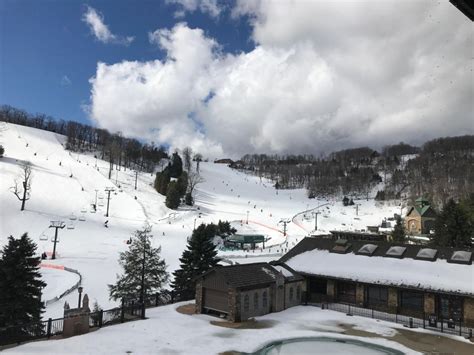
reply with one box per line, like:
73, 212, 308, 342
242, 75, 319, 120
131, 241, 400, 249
0, 123, 401, 318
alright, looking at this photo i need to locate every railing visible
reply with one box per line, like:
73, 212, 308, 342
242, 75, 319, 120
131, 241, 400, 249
319, 302, 473, 338
0, 290, 189, 347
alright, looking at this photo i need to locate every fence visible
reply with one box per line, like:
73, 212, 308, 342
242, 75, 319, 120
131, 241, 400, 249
0, 290, 189, 347
320, 302, 473, 338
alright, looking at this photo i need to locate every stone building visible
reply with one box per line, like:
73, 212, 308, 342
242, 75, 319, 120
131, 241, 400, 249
280, 238, 474, 327
195, 262, 304, 322
405, 197, 436, 235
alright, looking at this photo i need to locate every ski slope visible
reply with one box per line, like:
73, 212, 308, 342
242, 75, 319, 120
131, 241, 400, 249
0, 122, 401, 318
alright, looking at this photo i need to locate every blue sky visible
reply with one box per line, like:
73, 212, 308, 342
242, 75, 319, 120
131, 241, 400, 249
1, 1, 472, 157
1, 0, 252, 125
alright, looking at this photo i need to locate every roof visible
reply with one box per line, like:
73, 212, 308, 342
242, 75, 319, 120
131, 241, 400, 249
227, 234, 265, 243
197, 262, 302, 288
280, 238, 474, 296
406, 205, 435, 217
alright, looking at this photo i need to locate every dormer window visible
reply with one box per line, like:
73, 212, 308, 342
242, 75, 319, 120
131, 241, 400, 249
357, 244, 378, 256
386, 246, 406, 258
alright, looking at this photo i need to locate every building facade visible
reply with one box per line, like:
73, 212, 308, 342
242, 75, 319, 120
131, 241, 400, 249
405, 197, 437, 235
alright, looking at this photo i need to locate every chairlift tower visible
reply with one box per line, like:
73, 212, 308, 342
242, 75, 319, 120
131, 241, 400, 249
49, 220, 65, 259
105, 187, 115, 217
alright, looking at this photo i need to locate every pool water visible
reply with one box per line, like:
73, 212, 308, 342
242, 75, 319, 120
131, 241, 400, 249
247, 337, 405, 355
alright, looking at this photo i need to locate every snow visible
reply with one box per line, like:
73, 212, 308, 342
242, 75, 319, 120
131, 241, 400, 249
2, 304, 419, 355
273, 265, 294, 278
286, 250, 474, 295
0, 123, 411, 319
40, 266, 80, 304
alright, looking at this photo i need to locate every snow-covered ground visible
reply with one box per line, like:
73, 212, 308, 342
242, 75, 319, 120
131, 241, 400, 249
40, 266, 80, 304
0, 123, 401, 319
3, 304, 421, 355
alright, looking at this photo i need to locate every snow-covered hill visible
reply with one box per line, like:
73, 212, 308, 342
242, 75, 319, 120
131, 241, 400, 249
0, 123, 402, 318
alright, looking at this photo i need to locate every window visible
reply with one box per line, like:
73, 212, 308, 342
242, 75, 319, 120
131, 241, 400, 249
262, 291, 268, 308
358, 244, 378, 256
400, 290, 423, 312
296, 285, 301, 301
289, 287, 294, 301
254, 292, 259, 310
366, 286, 388, 307
337, 281, 356, 304
439, 296, 463, 320
243, 294, 249, 311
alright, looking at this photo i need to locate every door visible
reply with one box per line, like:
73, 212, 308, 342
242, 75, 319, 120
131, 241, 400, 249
203, 288, 228, 313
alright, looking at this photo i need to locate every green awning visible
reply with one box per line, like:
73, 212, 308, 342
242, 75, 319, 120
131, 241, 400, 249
227, 234, 265, 243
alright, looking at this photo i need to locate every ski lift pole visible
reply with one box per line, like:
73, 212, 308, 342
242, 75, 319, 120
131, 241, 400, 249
49, 221, 65, 259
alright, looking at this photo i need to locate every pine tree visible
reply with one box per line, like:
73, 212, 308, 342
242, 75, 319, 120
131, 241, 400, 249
391, 216, 406, 243
168, 152, 183, 178
165, 181, 181, 209
172, 224, 220, 300
177, 171, 188, 197
433, 199, 472, 248
0, 233, 46, 328
109, 226, 169, 302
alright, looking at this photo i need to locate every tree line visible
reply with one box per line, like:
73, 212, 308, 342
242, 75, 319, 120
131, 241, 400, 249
0, 105, 168, 173
235, 136, 473, 209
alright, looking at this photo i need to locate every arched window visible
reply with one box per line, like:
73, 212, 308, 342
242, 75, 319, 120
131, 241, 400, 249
289, 287, 294, 301
244, 294, 249, 311
296, 285, 301, 301
254, 292, 259, 310
262, 291, 268, 308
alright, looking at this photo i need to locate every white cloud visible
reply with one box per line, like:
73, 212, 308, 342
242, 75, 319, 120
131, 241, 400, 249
82, 6, 134, 45
166, 0, 222, 18
88, 2, 473, 158
61, 75, 72, 86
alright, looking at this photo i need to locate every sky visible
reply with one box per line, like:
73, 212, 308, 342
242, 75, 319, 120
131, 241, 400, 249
1, 0, 472, 158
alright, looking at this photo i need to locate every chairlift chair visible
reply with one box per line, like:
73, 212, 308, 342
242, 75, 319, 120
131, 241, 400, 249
67, 222, 75, 230
78, 215, 86, 221
39, 233, 49, 241
69, 214, 77, 220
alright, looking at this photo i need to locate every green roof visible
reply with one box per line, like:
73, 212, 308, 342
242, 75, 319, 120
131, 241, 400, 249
227, 234, 265, 243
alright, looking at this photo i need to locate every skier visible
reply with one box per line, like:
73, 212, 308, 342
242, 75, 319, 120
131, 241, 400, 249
104, 220, 109, 228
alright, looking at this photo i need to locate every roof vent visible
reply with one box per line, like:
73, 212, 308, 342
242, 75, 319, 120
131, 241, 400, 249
332, 239, 351, 254
357, 244, 378, 256
449, 251, 472, 265
416, 248, 438, 261
386, 246, 406, 258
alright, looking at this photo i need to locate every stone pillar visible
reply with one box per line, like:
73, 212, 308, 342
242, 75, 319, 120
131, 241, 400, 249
388, 288, 398, 312
463, 297, 474, 327
195, 280, 203, 314
63, 293, 91, 338
424, 293, 436, 315
327, 280, 336, 301
356, 284, 365, 307
229, 288, 240, 322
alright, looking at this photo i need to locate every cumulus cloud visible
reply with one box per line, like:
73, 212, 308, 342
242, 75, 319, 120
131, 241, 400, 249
82, 6, 134, 45
88, 1, 473, 158
166, 0, 222, 18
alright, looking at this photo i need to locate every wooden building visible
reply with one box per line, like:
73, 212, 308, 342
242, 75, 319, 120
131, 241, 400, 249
195, 263, 304, 322
405, 197, 436, 235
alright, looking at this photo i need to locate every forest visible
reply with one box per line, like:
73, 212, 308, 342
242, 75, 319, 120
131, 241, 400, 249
235, 137, 474, 209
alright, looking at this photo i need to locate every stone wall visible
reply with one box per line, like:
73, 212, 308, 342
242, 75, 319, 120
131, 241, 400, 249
356, 284, 365, 307
195, 280, 203, 314
463, 297, 474, 327
284, 281, 304, 309
388, 287, 398, 312
424, 293, 436, 315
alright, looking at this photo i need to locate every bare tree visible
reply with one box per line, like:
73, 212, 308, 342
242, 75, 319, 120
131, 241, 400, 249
188, 170, 204, 202
183, 147, 193, 173
11, 161, 33, 211
193, 153, 203, 173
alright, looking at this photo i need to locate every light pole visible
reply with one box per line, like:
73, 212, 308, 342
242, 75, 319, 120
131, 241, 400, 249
78, 286, 83, 308
135, 170, 138, 190
49, 221, 65, 259
140, 240, 147, 319
95, 189, 99, 209
193, 218, 197, 231
246, 211, 249, 224
312, 211, 320, 231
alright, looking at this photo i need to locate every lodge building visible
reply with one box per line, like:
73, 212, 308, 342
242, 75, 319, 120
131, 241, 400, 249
195, 238, 474, 326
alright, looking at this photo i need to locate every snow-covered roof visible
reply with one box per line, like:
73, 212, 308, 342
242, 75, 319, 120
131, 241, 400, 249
273, 265, 294, 278
285, 249, 474, 296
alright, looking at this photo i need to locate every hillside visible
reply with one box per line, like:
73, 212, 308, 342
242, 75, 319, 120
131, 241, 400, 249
0, 123, 401, 319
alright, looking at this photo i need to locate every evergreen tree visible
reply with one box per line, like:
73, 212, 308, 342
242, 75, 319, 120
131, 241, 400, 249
177, 171, 188, 197
165, 181, 181, 209
0, 233, 45, 328
109, 226, 169, 302
168, 152, 183, 178
185, 192, 193, 206
154, 171, 170, 195
172, 224, 220, 300
432, 199, 472, 248
391, 216, 406, 243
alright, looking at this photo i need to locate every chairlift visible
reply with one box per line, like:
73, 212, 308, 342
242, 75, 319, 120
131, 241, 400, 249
39, 233, 49, 241
78, 215, 86, 221
67, 222, 75, 230
80, 208, 87, 213
98, 202, 104, 207
69, 214, 77, 220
